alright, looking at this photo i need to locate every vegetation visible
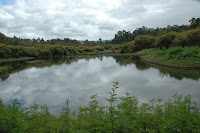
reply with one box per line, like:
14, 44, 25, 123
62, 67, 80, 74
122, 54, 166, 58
0, 17, 200, 70
0, 33, 81, 46
118, 26, 200, 68
156, 31, 178, 48
112, 17, 200, 44
0, 57, 35, 63
140, 46, 200, 68
0, 65, 12, 74
0, 43, 121, 59
121, 28, 200, 53
0, 82, 199, 132
114, 56, 200, 80
1, 55, 199, 81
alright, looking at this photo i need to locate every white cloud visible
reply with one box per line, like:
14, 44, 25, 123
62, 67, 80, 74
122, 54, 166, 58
0, 0, 200, 40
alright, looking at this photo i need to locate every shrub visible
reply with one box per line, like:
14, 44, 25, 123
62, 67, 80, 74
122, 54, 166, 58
156, 31, 178, 48
173, 32, 188, 47
134, 35, 155, 51
165, 47, 184, 60
187, 28, 200, 46
173, 28, 200, 47
104, 45, 111, 50
160, 46, 200, 61
120, 41, 135, 53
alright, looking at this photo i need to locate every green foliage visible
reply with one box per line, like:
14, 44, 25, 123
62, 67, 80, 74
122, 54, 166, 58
173, 31, 188, 47
0, 44, 80, 59
173, 28, 200, 47
112, 30, 133, 44
120, 28, 200, 54
0, 82, 199, 132
160, 46, 200, 61
120, 41, 135, 53
0, 65, 12, 73
156, 31, 178, 48
134, 35, 155, 51
0, 32, 81, 47
186, 28, 200, 46
189, 18, 200, 29
0, 43, 124, 59
121, 35, 155, 54
112, 20, 192, 44
106, 81, 119, 132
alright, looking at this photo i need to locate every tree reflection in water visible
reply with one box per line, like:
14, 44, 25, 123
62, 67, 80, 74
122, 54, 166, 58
1, 55, 200, 81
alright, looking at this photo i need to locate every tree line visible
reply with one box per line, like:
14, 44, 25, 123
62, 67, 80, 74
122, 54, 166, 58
1, 17, 199, 47
0, 33, 82, 47
112, 17, 200, 44
120, 27, 200, 53
0, 17, 200, 59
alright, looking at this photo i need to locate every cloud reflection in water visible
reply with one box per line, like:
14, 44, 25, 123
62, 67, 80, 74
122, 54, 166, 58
0, 56, 199, 114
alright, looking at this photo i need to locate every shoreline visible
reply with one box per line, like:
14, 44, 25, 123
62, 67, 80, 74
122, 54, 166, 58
0, 66, 13, 75
129, 49, 200, 70
1, 52, 200, 70
142, 59, 200, 70
0, 57, 35, 63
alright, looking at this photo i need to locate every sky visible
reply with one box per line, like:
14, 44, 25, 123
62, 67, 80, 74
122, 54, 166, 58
0, 0, 200, 40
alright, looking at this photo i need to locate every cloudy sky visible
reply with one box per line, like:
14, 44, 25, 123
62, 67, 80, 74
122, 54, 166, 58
0, 0, 200, 40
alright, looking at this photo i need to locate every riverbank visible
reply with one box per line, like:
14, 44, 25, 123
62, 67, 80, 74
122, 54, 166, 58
0, 65, 13, 75
1, 46, 200, 69
0, 57, 35, 63
135, 47, 200, 69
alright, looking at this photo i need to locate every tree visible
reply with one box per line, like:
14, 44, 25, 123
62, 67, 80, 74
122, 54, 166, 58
98, 38, 102, 44
189, 17, 200, 29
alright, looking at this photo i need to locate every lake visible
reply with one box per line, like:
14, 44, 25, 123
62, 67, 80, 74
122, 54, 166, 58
0, 56, 200, 114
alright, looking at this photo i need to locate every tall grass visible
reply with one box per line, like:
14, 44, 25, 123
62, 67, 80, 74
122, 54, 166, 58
159, 46, 200, 62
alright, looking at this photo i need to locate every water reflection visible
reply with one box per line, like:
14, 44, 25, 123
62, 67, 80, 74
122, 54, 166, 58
0, 56, 200, 114
114, 56, 200, 80
113, 56, 151, 71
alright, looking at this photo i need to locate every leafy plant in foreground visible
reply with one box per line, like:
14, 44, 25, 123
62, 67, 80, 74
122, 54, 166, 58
106, 81, 119, 133
0, 82, 199, 132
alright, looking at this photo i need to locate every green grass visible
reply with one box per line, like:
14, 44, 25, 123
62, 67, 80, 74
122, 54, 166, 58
0, 57, 35, 63
134, 48, 156, 55
141, 46, 200, 68
0, 82, 199, 133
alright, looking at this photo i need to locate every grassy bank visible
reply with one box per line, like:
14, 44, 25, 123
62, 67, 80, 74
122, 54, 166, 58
138, 46, 200, 68
0, 82, 199, 133
0, 57, 35, 63
119, 28, 200, 68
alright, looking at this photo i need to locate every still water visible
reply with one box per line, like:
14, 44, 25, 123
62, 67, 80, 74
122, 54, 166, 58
0, 56, 200, 113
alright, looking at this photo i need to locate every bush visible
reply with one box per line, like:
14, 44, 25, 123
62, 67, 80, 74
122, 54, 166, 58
134, 35, 155, 51
173, 28, 200, 47
156, 31, 178, 48
165, 47, 184, 60
187, 28, 200, 46
104, 45, 111, 50
173, 32, 188, 47
120, 41, 135, 53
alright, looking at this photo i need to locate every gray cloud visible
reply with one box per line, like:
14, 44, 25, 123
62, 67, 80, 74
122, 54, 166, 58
0, 0, 200, 40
